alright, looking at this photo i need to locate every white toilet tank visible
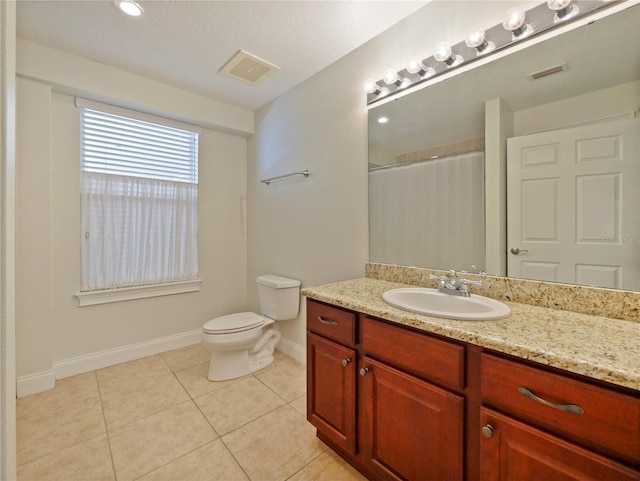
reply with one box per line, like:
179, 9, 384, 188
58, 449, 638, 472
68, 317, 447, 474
256, 274, 301, 320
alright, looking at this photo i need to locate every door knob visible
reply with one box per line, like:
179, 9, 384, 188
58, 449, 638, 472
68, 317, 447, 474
342, 358, 351, 367
510, 247, 529, 255
359, 367, 369, 376
481, 424, 494, 438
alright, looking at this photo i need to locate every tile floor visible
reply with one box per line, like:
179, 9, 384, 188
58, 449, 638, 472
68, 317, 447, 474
16, 345, 367, 481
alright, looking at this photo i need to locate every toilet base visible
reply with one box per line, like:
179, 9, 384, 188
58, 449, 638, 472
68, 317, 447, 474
205, 325, 281, 382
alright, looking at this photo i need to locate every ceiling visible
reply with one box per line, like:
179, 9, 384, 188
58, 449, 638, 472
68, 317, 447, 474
16, 0, 429, 111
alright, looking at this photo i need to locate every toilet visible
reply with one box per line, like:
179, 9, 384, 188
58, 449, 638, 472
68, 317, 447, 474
201, 274, 301, 381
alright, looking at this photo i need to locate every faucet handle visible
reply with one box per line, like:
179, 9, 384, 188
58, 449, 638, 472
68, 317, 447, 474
461, 278, 483, 286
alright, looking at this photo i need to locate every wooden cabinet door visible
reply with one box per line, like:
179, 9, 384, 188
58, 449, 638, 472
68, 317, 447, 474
307, 332, 357, 454
480, 408, 640, 481
360, 357, 464, 481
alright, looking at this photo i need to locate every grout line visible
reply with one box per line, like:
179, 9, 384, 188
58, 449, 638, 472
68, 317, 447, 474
94, 369, 119, 481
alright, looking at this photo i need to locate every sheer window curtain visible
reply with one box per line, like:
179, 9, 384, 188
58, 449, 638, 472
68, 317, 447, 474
80, 172, 198, 291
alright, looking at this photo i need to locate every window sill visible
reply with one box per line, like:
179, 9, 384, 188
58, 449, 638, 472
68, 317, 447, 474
74, 279, 202, 307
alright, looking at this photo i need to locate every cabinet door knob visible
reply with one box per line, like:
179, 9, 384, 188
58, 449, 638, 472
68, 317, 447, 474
481, 424, 494, 438
342, 358, 351, 367
359, 367, 369, 376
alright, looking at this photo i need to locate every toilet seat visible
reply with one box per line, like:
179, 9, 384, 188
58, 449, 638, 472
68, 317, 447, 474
203, 312, 265, 335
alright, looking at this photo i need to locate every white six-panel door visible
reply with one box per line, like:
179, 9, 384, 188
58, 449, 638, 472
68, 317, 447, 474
507, 118, 640, 290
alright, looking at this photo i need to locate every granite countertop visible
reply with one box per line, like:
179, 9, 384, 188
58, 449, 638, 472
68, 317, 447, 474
301, 278, 640, 392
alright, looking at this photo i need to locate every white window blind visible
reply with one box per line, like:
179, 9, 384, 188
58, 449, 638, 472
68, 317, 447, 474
79, 102, 199, 293
80, 108, 198, 183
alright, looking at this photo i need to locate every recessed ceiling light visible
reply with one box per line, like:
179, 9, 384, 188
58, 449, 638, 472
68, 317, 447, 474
378, 117, 389, 124
115, 0, 144, 17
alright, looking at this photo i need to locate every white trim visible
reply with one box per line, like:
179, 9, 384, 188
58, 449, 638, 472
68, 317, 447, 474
16, 370, 56, 398
0, 1, 17, 478
276, 338, 306, 365
74, 279, 202, 306
75, 97, 202, 134
53, 328, 202, 380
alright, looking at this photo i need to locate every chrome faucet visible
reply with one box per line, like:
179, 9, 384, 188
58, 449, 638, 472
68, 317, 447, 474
429, 269, 482, 297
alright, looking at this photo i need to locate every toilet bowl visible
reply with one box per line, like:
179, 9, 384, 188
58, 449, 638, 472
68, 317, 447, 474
202, 275, 300, 381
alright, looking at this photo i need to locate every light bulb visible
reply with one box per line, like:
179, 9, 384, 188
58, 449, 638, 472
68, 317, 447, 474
383, 68, 399, 85
434, 42, 453, 62
465, 30, 494, 55
547, 0, 578, 21
407, 59, 425, 75
465, 31, 486, 49
364, 79, 380, 95
547, 0, 571, 11
502, 8, 525, 31
502, 8, 532, 39
115, 0, 144, 17
406, 59, 435, 78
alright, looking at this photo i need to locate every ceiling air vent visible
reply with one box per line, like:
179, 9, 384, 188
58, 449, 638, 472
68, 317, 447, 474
220, 50, 280, 86
527, 62, 568, 80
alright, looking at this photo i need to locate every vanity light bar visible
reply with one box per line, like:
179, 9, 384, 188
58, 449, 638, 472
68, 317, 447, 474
365, 0, 616, 105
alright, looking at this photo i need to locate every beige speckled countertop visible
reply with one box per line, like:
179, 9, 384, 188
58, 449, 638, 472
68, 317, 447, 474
301, 278, 640, 392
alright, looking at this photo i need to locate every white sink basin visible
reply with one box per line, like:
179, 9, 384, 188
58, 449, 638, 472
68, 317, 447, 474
382, 288, 511, 321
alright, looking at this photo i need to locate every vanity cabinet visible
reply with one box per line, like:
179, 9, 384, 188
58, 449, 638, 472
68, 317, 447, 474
307, 300, 465, 480
479, 353, 640, 481
306, 298, 640, 481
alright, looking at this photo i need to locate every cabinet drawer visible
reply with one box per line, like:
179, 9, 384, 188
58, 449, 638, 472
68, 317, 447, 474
481, 353, 640, 464
307, 300, 356, 346
362, 316, 465, 389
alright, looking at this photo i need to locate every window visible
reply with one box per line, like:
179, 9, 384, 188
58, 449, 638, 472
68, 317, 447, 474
78, 99, 200, 299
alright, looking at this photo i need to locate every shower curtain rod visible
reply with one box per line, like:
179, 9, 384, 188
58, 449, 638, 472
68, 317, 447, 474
369, 148, 484, 172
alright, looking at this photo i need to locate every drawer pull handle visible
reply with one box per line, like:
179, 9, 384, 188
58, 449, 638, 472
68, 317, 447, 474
318, 316, 338, 326
518, 387, 585, 415
360, 367, 369, 376
481, 424, 494, 438
342, 358, 351, 367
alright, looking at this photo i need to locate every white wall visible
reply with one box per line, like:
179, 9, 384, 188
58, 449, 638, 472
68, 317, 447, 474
247, 1, 535, 358
15, 47, 251, 393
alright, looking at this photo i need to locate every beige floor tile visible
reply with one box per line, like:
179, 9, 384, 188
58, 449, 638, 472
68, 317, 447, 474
109, 401, 217, 481
255, 352, 306, 402
101, 373, 189, 431
161, 343, 211, 372
17, 397, 106, 465
290, 394, 307, 416
195, 377, 286, 436
96, 355, 171, 393
17, 372, 99, 420
288, 450, 369, 481
174, 361, 247, 399
17, 434, 115, 481
137, 439, 249, 481
223, 404, 327, 481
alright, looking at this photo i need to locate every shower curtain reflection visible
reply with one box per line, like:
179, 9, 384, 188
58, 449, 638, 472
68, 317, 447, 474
369, 151, 485, 272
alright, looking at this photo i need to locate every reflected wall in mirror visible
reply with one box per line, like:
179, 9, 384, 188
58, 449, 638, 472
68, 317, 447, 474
368, 3, 640, 290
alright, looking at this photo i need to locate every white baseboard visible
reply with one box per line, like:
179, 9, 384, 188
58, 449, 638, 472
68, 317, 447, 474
53, 328, 202, 381
17, 370, 56, 398
276, 338, 305, 365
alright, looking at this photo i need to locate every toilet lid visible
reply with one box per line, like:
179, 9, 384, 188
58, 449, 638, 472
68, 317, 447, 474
203, 312, 265, 334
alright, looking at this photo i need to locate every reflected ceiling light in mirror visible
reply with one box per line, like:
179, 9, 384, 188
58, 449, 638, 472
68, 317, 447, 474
465, 31, 495, 55
377, 117, 389, 124
434, 42, 463, 67
502, 8, 533, 39
547, 0, 579, 21
115, 0, 144, 17
407, 59, 436, 78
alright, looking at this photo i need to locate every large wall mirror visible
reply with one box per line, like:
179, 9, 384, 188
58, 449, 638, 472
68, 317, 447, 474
368, 2, 640, 291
